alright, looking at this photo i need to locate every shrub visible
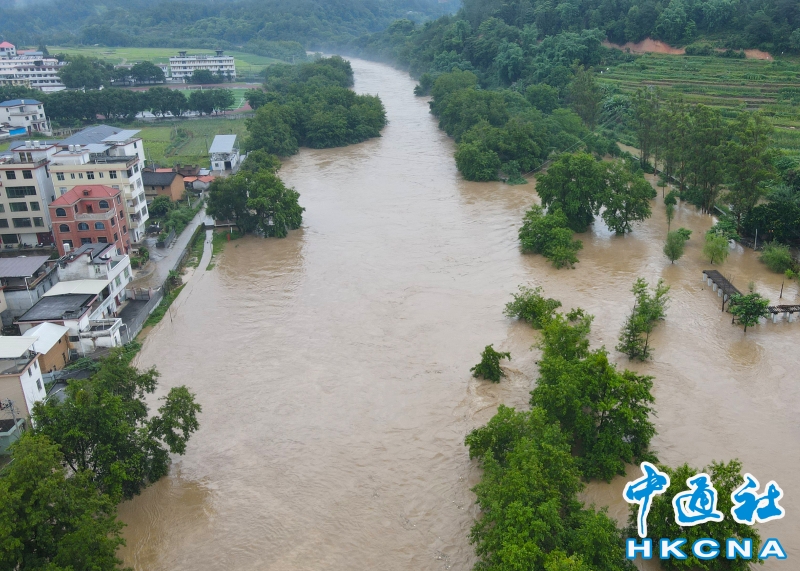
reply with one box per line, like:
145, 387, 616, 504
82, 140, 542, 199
504, 285, 562, 328
470, 345, 511, 383
760, 242, 795, 273
519, 205, 583, 268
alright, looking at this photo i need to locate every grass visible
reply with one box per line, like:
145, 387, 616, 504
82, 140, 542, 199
48, 46, 280, 82
600, 53, 800, 154
142, 285, 185, 329
124, 117, 249, 167
185, 228, 206, 269
0, 141, 9, 152
207, 229, 243, 270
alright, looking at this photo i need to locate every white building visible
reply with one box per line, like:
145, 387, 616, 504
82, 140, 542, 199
169, 50, 236, 82
209, 135, 240, 173
0, 45, 65, 92
50, 126, 150, 243
56, 243, 132, 309
0, 336, 45, 421
0, 99, 52, 135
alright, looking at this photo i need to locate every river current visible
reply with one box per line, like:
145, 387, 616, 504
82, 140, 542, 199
118, 58, 799, 570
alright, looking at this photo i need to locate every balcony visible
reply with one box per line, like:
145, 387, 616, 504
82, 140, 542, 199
0, 351, 37, 375
74, 210, 115, 221
80, 318, 121, 339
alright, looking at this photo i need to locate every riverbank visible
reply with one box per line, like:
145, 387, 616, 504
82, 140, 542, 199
117, 57, 799, 570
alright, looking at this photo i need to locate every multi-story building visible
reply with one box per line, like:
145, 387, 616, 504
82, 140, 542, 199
0, 255, 59, 327
169, 50, 236, 82
55, 242, 132, 309
209, 134, 240, 173
0, 139, 59, 247
0, 336, 46, 422
49, 185, 129, 256
50, 126, 149, 242
0, 42, 17, 59
142, 169, 185, 202
0, 46, 65, 93
0, 99, 52, 135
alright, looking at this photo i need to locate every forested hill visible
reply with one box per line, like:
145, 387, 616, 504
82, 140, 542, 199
0, 0, 458, 49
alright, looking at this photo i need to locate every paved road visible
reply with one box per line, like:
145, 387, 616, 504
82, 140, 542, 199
129, 207, 207, 290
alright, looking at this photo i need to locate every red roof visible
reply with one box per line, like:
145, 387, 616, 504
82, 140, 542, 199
0, 42, 14, 49
50, 185, 120, 206
155, 168, 174, 173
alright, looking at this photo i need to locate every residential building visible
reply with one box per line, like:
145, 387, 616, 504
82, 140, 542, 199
55, 243, 132, 309
49, 185, 129, 256
184, 174, 215, 192
0, 255, 59, 326
209, 135, 240, 173
169, 50, 236, 82
0, 140, 59, 246
16, 279, 123, 354
50, 126, 149, 242
0, 336, 45, 421
0, 99, 52, 135
0, 42, 17, 59
142, 169, 185, 202
22, 322, 69, 372
0, 50, 66, 93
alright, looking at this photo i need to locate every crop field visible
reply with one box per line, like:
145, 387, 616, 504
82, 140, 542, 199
600, 53, 800, 154
125, 117, 250, 167
48, 46, 280, 81
158, 87, 251, 109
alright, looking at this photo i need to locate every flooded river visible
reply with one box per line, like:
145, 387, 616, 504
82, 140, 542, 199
118, 58, 799, 570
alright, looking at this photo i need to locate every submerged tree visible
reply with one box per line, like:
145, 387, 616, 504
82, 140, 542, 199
703, 232, 730, 265
470, 344, 511, 382
729, 293, 770, 332
518, 205, 583, 268
663, 230, 687, 263
601, 160, 656, 234
616, 278, 670, 360
536, 153, 606, 232
504, 285, 562, 328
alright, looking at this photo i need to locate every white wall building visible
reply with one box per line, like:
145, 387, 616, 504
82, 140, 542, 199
209, 135, 240, 173
0, 42, 17, 59
0, 336, 45, 420
0, 47, 65, 93
169, 50, 236, 82
0, 99, 52, 135
56, 243, 132, 308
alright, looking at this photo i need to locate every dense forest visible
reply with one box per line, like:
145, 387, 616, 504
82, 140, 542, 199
0, 0, 457, 50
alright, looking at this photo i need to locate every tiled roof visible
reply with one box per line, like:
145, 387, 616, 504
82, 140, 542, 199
50, 185, 120, 206
0, 99, 42, 107
142, 171, 179, 186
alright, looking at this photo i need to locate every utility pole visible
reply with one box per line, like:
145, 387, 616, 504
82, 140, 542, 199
1, 398, 20, 432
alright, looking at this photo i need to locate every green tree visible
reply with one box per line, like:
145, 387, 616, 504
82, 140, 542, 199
568, 66, 602, 129
189, 69, 220, 84
188, 89, 216, 115
244, 170, 304, 237
536, 153, 606, 232
533, 310, 657, 480
687, 105, 727, 212
632, 460, 761, 571
760, 242, 795, 273
631, 88, 661, 169
32, 349, 201, 502
525, 83, 560, 113
58, 55, 111, 89
663, 230, 686, 263
245, 103, 299, 156
149, 195, 174, 217
504, 285, 562, 328
0, 435, 125, 570
703, 232, 730, 264
470, 344, 511, 382
665, 202, 675, 229
729, 293, 770, 332
518, 205, 583, 268
601, 161, 656, 234
130, 61, 165, 84
454, 140, 501, 181
240, 149, 281, 174
616, 278, 670, 360
210, 88, 235, 113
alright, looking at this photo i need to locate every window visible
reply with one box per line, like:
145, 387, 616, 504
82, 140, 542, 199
55, 208, 66, 217
113, 232, 118, 241
80, 237, 92, 244
99, 200, 109, 209
2, 234, 18, 244
56, 172, 65, 181
0, 205, 4, 213
87, 171, 95, 180
141, 206, 148, 217
110, 217, 116, 226
62, 239, 73, 248
109, 171, 117, 179
28, 368, 31, 377
94, 222, 105, 230
126, 169, 133, 178
29, 201, 40, 211
33, 217, 43, 227
68, 335, 79, 342
59, 224, 69, 232
59, 187, 67, 194
97, 236, 108, 243
78, 173, 84, 179
12, 218, 32, 228
5, 171, 16, 180
134, 163, 140, 173
0, 220, 8, 228
124, 267, 130, 278
36, 379, 42, 391
115, 276, 121, 288
7, 186, 36, 198
10, 203, 28, 212
77, 222, 89, 231
99, 172, 104, 178
19, 152, 32, 162
122, 225, 126, 234
22, 170, 32, 179
70, 173, 75, 179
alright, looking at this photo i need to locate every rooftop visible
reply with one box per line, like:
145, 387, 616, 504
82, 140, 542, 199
62, 243, 116, 264
0, 99, 41, 107
0, 42, 14, 49
209, 135, 237, 154
17, 293, 95, 323
0, 256, 51, 279
101, 129, 140, 143
60, 125, 122, 147
23, 322, 69, 354
0, 336, 36, 359
142, 171, 180, 186
44, 279, 108, 297
50, 185, 120, 206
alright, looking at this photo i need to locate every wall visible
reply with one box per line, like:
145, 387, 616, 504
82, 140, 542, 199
37, 333, 69, 372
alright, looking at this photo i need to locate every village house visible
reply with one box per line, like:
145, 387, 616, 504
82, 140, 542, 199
22, 322, 69, 372
209, 135, 240, 173
0, 336, 45, 422
0, 255, 59, 327
49, 185, 129, 256
0, 99, 52, 136
0, 42, 17, 59
0, 44, 65, 92
142, 169, 185, 202
55, 243, 132, 310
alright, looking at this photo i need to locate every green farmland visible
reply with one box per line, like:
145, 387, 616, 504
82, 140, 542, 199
127, 117, 249, 168
49, 46, 280, 81
601, 53, 800, 154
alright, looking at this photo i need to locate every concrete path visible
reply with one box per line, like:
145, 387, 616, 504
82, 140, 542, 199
129, 207, 207, 290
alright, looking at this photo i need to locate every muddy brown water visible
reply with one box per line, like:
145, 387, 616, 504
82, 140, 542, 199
118, 58, 799, 570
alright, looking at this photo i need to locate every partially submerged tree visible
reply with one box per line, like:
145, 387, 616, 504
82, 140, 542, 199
470, 345, 511, 383
536, 153, 606, 232
518, 205, 583, 268
616, 278, 670, 360
703, 232, 730, 265
504, 285, 562, 328
729, 293, 770, 332
663, 230, 686, 263
601, 160, 656, 234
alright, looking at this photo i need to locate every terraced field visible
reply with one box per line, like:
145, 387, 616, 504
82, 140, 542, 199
600, 53, 800, 154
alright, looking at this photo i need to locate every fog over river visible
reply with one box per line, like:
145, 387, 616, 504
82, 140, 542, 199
118, 58, 799, 570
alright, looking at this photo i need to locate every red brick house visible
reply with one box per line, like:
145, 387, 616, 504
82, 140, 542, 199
49, 185, 129, 257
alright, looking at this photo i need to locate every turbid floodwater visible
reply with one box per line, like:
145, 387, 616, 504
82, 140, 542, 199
118, 58, 799, 570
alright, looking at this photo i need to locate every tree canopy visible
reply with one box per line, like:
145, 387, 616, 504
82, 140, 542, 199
536, 153, 606, 232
